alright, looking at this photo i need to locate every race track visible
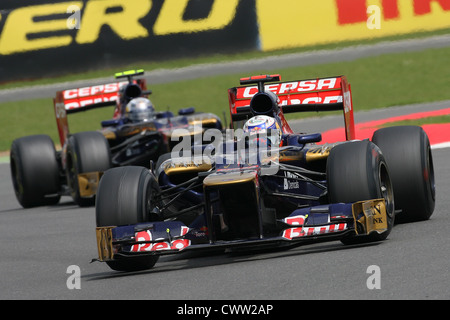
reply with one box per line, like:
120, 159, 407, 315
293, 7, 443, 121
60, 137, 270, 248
0, 117, 449, 301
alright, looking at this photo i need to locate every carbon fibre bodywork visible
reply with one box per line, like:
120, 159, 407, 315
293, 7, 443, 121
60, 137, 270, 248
96, 148, 388, 262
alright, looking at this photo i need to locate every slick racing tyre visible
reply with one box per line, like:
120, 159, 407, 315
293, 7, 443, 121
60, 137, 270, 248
327, 140, 395, 244
155, 152, 172, 174
10, 135, 61, 208
66, 131, 111, 207
96, 166, 160, 272
372, 126, 435, 223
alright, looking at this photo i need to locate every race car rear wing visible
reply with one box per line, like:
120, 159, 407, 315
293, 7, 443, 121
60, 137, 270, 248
53, 71, 147, 146
227, 75, 355, 140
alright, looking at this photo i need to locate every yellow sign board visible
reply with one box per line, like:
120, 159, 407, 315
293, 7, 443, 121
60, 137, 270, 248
256, 0, 450, 51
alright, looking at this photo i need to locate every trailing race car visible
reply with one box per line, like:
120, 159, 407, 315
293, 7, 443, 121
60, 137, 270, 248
10, 70, 222, 208
94, 74, 435, 272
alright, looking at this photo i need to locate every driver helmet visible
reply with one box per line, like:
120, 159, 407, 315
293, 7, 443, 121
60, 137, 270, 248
125, 97, 155, 122
242, 115, 281, 146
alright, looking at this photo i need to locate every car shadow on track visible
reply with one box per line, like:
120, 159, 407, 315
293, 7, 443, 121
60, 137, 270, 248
83, 241, 381, 281
0, 197, 91, 214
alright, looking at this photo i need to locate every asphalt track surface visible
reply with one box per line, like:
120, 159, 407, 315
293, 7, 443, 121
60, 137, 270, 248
1, 36, 450, 301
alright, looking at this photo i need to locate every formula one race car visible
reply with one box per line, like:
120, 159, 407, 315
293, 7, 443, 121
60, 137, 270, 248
94, 74, 435, 272
10, 70, 222, 208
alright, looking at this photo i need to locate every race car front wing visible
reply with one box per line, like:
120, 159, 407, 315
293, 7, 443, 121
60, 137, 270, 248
95, 199, 387, 262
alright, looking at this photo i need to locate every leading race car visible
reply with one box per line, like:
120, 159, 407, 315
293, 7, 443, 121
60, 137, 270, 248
94, 74, 435, 272
10, 70, 222, 208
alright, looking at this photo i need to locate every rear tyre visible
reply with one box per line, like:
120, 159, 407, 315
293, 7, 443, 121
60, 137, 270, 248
96, 166, 160, 272
327, 140, 395, 244
10, 135, 61, 208
372, 126, 435, 223
66, 131, 111, 207
155, 152, 172, 173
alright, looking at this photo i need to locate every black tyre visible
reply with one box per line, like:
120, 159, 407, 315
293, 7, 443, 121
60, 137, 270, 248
155, 152, 172, 172
372, 126, 435, 223
66, 131, 111, 206
10, 135, 61, 208
96, 166, 160, 272
327, 140, 395, 244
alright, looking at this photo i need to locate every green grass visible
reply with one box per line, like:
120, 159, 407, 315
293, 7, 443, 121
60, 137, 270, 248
1, 45, 450, 151
380, 115, 450, 128
0, 100, 119, 150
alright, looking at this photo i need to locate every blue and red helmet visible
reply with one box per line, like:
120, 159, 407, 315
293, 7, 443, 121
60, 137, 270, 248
243, 115, 281, 146
243, 115, 277, 133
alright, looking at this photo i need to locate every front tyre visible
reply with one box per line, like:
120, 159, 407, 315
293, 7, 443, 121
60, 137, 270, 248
96, 166, 160, 272
327, 140, 395, 244
66, 131, 111, 207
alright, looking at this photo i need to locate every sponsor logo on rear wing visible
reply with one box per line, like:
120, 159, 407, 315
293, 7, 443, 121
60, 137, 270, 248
57, 70, 146, 114
228, 75, 355, 140
53, 82, 126, 148
61, 81, 128, 113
